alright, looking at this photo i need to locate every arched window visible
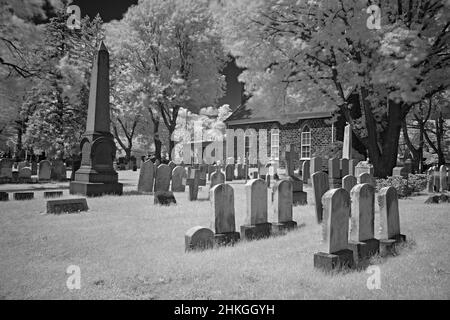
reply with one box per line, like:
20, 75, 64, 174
270, 128, 280, 160
300, 126, 311, 159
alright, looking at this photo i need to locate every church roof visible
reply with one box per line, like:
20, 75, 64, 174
224, 104, 332, 126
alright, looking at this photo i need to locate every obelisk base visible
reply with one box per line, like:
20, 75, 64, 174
70, 181, 123, 197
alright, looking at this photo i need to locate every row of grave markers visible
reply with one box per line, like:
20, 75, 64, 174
0, 159, 67, 183
426, 165, 449, 193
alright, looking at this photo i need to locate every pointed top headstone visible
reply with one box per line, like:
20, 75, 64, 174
86, 39, 110, 133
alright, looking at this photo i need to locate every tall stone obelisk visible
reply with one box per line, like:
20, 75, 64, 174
70, 42, 123, 196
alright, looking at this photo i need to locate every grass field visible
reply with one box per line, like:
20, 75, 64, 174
0, 171, 449, 299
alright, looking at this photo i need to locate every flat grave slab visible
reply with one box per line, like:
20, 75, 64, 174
46, 198, 88, 214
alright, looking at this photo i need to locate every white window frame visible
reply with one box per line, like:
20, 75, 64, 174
270, 128, 280, 160
300, 126, 311, 160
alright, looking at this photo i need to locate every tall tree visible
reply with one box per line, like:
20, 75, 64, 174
105, 0, 226, 160
217, 0, 450, 177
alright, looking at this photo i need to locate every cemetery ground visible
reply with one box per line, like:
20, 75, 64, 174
0, 171, 449, 300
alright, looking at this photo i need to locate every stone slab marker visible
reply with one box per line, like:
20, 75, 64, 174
378, 186, 406, 256
427, 168, 434, 193
440, 165, 448, 192
0, 159, 13, 181
302, 160, 310, 183
342, 175, 357, 193
340, 159, 349, 178
171, 166, 186, 192
358, 172, 372, 185
13, 192, 34, 200
51, 160, 66, 181
310, 157, 321, 175
328, 158, 341, 188
311, 171, 329, 223
18, 167, 32, 181
433, 165, 440, 192
240, 179, 272, 240
272, 180, 297, 233
210, 184, 240, 245
225, 164, 234, 181
154, 164, 171, 192
185, 169, 200, 201
343, 123, 352, 159
348, 184, 379, 264
185, 226, 214, 252
137, 160, 155, 193
0, 191, 9, 201
348, 159, 358, 176
38, 160, 51, 181
69, 42, 123, 196
210, 170, 225, 189
314, 188, 353, 271
47, 198, 88, 214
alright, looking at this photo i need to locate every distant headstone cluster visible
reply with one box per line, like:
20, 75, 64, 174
0, 159, 67, 184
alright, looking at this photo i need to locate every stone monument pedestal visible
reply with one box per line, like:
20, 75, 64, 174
240, 222, 272, 240
379, 234, 406, 257
313, 249, 354, 272
348, 239, 380, 265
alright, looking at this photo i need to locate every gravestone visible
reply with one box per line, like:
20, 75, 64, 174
198, 164, 208, 186
47, 198, 88, 214
240, 179, 272, 240
210, 184, 240, 245
18, 167, 32, 182
225, 164, 234, 181
288, 176, 307, 206
38, 160, 51, 181
342, 174, 357, 193
328, 158, 341, 188
0, 158, 13, 180
154, 164, 171, 192
348, 184, 379, 264
302, 160, 310, 183
13, 192, 34, 200
358, 172, 372, 185
427, 168, 434, 193
272, 180, 297, 234
311, 171, 329, 223
433, 165, 440, 192
0, 192, 8, 201
137, 160, 155, 193
185, 169, 200, 201
342, 123, 352, 159
392, 166, 408, 178
185, 226, 214, 252
355, 160, 374, 177
285, 144, 298, 177
17, 161, 28, 171
314, 188, 354, 271
348, 159, 358, 176
340, 159, 349, 178
51, 160, 66, 181
439, 165, 448, 192
154, 191, 177, 206
69, 42, 123, 196
378, 187, 406, 256
310, 157, 322, 175
252, 171, 258, 179
44, 191, 63, 198
207, 165, 216, 180
31, 161, 38, 175
210, 170, 225, 189
171, 166, 186, 192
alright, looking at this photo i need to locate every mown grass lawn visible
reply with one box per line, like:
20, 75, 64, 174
0, 171, 449, 299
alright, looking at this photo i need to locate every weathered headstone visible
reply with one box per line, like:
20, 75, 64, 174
340, 158, 349, 178
342, 175, 357, 193
31, 161, 38, 175
38, 160, 51, 181
171, 166, 186, 192
433, 165, 440, 192
0, 158, 13, 180
439, 165, 448, 192
358, 172, 372, 185
392, 166, 408, 178
427, 167, 434, 193
310, 157, 322, 175
328, 158, 341, 188
47, 198, 88, 214
288, 176, 307, 206
51, 160, 66, 181
210, 170, 225, 189
185, 226, 214, 252
285, 144, 298, 177
154, 191, 177, 206
210, 184, 240, 245
311, 171, 329, 223
314, 188, 353, 271
137, 160, 155, 193
185, 169, 200, 201
69, 42, 123, 196
302, 160, 310, 183
154, 164, 171, 192
240, 179, 272, 240
348, 159, 358, 176
272, 180, 297, 233
18, 167, 32, 182
355, 160, 374, 177
342, 123, 352, 159
225, 164, 234, 181
348, 184, 379, 264
378, 186, 406, 256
